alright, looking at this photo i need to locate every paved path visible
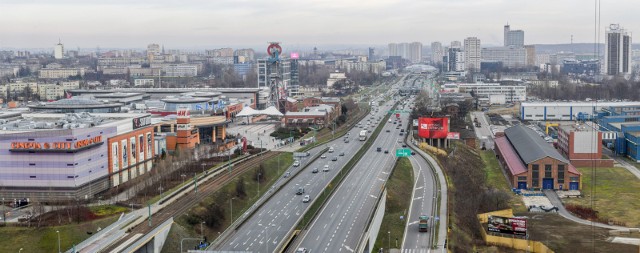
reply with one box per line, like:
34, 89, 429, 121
544, 190, 628, 230
603, 149, 640, 180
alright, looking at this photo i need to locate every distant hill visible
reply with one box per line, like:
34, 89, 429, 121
534, 43, 640, 54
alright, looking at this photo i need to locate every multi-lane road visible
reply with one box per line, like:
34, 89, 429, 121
293, 96, 411, 252
214, 83, 401, 253
401, 150, 436, 253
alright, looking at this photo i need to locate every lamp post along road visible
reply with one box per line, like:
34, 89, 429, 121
56, 230, 61, 253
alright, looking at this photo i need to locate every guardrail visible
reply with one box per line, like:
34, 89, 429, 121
209, 147, 328, 249
406, 129, 444, 249
281, 101, 399, 252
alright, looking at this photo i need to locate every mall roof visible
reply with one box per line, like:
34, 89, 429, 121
28, 97, 124, 109
236, 106, 283, 117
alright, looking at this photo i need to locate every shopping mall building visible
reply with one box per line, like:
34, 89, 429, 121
0, 112, 154, 201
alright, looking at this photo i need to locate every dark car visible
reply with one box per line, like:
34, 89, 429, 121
384, 150, 389, 154
312, 168, 319, 173
376, 147, 382, 152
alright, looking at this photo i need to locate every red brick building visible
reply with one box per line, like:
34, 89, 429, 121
557, 124, 613, 167
494, 125, 582, 190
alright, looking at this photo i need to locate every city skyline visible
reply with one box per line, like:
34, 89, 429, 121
0, 0, 638, 49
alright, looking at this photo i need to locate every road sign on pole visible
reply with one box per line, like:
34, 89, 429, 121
396, 148, 411, 157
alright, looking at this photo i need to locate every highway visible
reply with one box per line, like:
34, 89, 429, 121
401, 150, 436, 253
293, 93, 411, 252
215, 83, 401, 252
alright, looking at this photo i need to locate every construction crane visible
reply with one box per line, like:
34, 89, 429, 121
545, 122, 558, 135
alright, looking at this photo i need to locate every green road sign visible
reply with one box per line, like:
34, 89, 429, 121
388, 110, 411, 114
396, 148, 411, 157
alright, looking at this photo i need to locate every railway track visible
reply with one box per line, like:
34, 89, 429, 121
101, 151, 281, 253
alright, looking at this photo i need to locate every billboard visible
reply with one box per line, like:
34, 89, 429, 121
111, 142, 119, 172
488, 215, 527, 236
417, 117, 449, 139
132, 116, 151, 130
413, 119, 418, 127
138, 134, 145, 162
290, 52, 299, 59
121, 140, 128, 168
146, 133, 152, 160
447, 132, 460, 139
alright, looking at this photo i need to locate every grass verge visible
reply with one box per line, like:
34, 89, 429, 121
89, 205, 130, 216
373, 157, 414, 251
564, 167, 640, 227
163, 152, 293, 253
479, 150, 527, 213
0, 216, 118, 252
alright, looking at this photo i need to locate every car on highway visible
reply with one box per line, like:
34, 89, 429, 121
321, 154, 327, 159
302, 195, 310, 203
328, 147, 334, 153
399, 132, 404, 136
296, 247, 309, 252
344, 139, 350, 143
339, 152, 345, 156
293, 160, 300, 167
312, 168, 319, 173
332, 157, 338, 161
376, 147, 382, 152
402, 144, 407, 147
296, 187, 305, 195
284, 171, 291, 178
386, 129, 390, 132
384, 150, 389, 154
323, 165, 330, 172
411, 151, 416, 155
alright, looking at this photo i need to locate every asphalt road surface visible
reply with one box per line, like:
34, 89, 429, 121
294, 100, 411, 253
215, 94, 398, 253
401, 151, 437, 253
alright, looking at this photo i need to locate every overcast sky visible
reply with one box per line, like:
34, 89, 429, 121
0, 0, 637, 50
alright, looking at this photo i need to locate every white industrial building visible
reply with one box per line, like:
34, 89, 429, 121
456, 83, 526, 104
520, 101, 640, 121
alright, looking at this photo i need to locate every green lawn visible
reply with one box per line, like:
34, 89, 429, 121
564, 167, 640, 227
0, 216, 118, 252
373, 157, 414, 251
89, 205, 130, 216
479, 150, 511, 191
479, 150, 527, 213
164, 152, 293, 252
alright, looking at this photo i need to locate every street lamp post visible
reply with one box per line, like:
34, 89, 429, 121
387, 231, 390, 252
56, 230, 61, 253
257, 172, 262, 196
181, 174, 186, 185
201, 163, 206, 175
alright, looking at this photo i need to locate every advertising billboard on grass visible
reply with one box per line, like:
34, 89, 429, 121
488, 215, 527, 236
418, 117, 449, 139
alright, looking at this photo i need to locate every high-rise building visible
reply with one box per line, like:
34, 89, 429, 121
431, 42, 444, 64
464, 37, 481, 71
450, 41, 462, 49
368, 47, 375, 62
54, 40, 64, 59
504, 24, 525, 47
524, 45, 536, 67
481, 46, 527, 68
447, 48, 465, 72
409, 42, 423, 63
604, 24, 632, 75
388, 43, 398, 57
147, 43, 161, 61
398, 43, 409, 59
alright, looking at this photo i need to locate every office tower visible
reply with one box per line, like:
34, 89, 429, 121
388, 43, 398, 57
450, 41, 462, 49
54, 40, 64, 59
409, 42, 423, 63
447, 48, 465, 72
604, 24, 631, 75
504, 24, 524, 47
464, 37, 481, 71
368, 47, 375, 62
431, 42, 444, 64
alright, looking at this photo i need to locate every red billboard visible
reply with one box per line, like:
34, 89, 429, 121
418, 117, 449, 139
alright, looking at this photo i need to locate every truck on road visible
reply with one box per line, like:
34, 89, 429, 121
418, 215, 429, 232
359, 130, 367, 141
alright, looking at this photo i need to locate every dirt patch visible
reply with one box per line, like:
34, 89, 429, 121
526, 213, 637, 253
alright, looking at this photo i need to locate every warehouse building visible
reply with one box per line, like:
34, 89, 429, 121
494, 125, 581, 190
520, 101, 640, 121
556, 124, 613, 167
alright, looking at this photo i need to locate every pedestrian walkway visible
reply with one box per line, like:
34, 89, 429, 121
544, 190, 628, 230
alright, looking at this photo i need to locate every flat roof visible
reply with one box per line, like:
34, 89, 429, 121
0, 112, 150, 134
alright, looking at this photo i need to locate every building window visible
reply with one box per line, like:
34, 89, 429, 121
29, 163, 36, 166
517, 176, 527, 181
545, 164, 552, 178
67, 163, 74, 166
570, 177, 579, 182
558, 165, 565, 183
532, 165, 539, 187
29, 176, 36, 178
